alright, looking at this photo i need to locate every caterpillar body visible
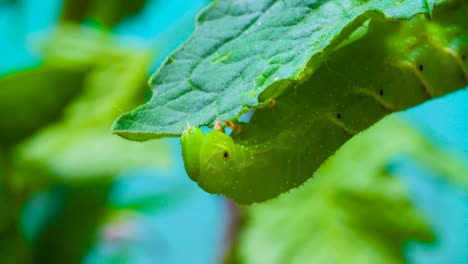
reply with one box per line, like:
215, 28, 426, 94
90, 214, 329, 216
181, 3, 468, 204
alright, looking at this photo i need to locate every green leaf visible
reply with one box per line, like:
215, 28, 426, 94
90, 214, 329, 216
176, 2, 468, 204
113, 0, 437, 140
0, 66, 87, 148
234, 118, 467, 264
32, 182, 111, 264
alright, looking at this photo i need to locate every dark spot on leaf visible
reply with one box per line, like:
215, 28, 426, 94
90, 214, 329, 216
379, 89, 384, 96
337, 113, 341, 119
419, 64, 423, 71
223, 150, 229, 160
462, 54, 466, 61
268, 99, 277, 109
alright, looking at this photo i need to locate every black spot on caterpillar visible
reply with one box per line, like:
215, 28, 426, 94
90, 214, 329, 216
181, 3, 468, 204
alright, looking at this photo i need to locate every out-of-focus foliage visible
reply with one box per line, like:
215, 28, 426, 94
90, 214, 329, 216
32, 183, 111, 264
12, 26, 172, 182
0, 66, 87, 148
0, 0, 226, 263
232, 117, 468, 264
0, 148, 31, 264
61, 0, 147, 28
0, 26, 172, 263
82, 170, 228, 264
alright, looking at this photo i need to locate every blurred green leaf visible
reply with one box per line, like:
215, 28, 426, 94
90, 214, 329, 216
0, 226, 32, 264
0, 152, 32, 264
61, 0, 147, 28
13, 26, 172, 181
60, 0, 94, 23
0, 66, 87, 148
33, 182, 111, 264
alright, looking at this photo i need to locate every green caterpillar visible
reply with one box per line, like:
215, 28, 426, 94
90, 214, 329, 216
181, 3, 468, 204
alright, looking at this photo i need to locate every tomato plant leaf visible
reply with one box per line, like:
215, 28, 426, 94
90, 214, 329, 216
178, 2, 468, 204
113, 0, 437, 140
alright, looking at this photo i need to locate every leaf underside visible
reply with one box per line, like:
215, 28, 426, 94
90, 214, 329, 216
112, 0, 438, 140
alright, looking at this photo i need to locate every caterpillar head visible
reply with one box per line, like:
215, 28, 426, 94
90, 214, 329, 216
181, 126, 242, 195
